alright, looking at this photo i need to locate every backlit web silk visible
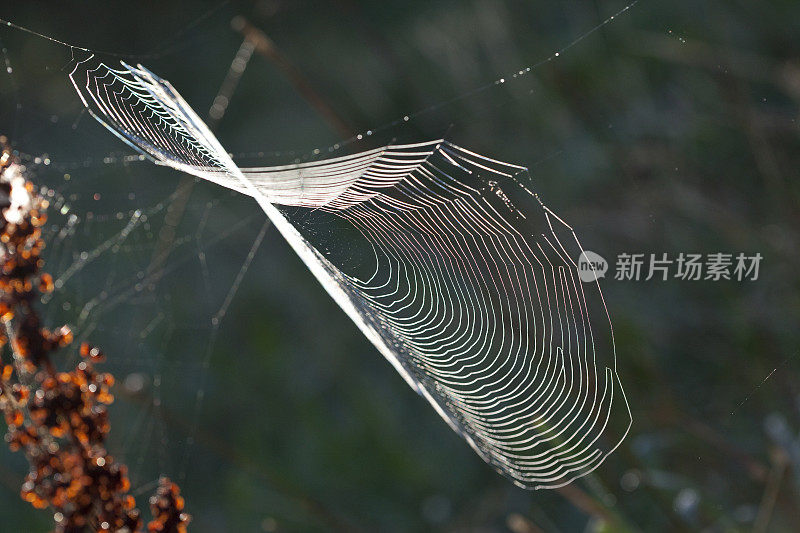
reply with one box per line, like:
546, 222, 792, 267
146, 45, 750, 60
69, 57, 631, 489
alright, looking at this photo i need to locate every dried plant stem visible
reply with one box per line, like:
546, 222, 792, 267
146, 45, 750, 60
0, 137, 190, 533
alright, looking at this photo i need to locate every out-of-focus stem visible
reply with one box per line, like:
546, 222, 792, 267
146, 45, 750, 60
231, 16, 354, 140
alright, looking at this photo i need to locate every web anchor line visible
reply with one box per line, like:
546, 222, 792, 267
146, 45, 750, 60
68, 58, 631, 489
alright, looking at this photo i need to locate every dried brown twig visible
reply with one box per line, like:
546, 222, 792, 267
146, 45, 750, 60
0, 136, 190, 533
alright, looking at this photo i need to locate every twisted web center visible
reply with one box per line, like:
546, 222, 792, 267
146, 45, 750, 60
68, 58, 632, 489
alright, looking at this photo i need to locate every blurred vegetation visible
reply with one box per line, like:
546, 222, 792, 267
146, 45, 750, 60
1, 0, 799, 531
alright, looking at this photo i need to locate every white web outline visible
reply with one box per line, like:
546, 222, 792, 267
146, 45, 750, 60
67, 56, 632, 490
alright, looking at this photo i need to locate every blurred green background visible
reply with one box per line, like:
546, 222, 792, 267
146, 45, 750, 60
1, 0, 799, 531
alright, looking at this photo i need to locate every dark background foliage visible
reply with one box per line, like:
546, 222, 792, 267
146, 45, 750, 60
0, 0, 798, 531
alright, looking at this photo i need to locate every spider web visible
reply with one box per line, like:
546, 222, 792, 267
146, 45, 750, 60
19, 152, 269, 494
0, 6, 644, 514
65, 56, 632, 490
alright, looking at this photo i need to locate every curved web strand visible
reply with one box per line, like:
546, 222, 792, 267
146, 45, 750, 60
68, 57, 631, 489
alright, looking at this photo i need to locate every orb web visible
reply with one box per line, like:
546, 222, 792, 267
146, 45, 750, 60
24, 161, 268, 490
67, 57, 632, 489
